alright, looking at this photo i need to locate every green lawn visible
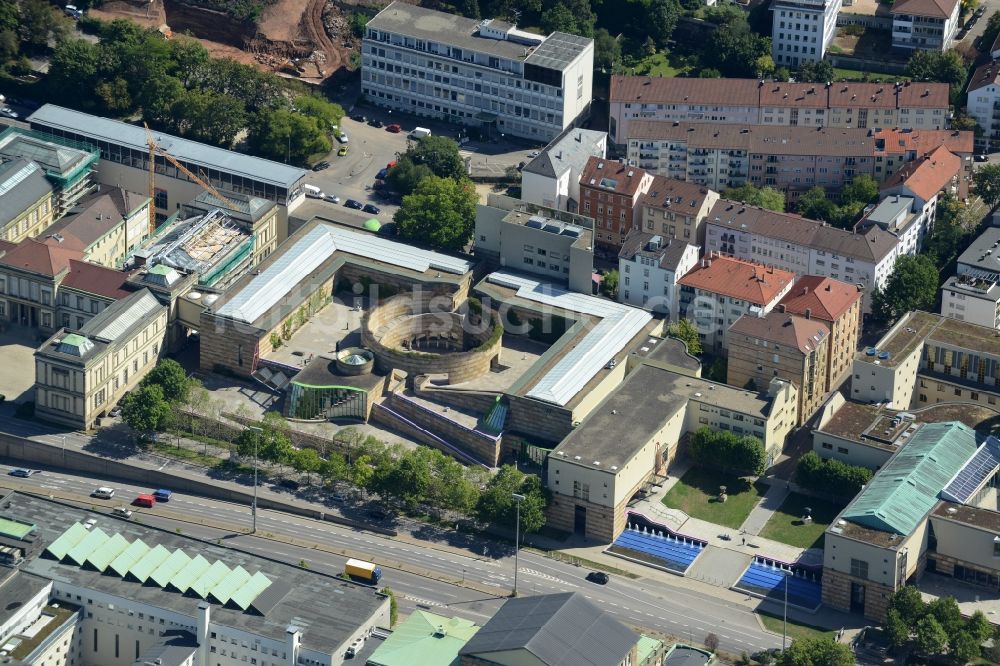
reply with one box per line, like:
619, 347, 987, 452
629, 51, 694, 77
759, 493, 845, 550
757, 610, 838, 642
832, 67, 911, 82
661, 467, 767, 529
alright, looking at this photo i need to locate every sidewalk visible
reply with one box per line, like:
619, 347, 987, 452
740, 479, 791, 536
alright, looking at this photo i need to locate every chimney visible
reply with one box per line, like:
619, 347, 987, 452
805, 308, 812, 319
778, 304, 786, 313
197, 602, 210, 666
825, 283, 832, 292
802, 285, 809, 295
286, 626, 302, 666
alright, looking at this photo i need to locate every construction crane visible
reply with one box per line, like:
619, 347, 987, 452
143, 122, 241, 235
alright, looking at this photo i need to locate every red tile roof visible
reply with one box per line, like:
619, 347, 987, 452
678, 255, 794, 305
880, 145, 961, 201
779, 276, 863, 322
890, 0, 958, 19
610, 75, 761, 107
60, 260, 134, 300
968, 60, 1000, 94
730, 311, 830, 355
579, 156, 651, 197
0, 238, 81, 276
877, 128, 973, 157
638, 175, 713, 216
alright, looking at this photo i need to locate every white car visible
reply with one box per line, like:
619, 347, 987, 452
112, 507, 133, 519
337, 133, 349, 144
0, 107, 18, 119
92, 487, 115, 499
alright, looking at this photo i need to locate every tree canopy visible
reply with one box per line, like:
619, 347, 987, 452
688, 427, 766, 476
141, 359, 192, 404
121, 384, 171, 441
476, 465, 549, 534
776, 637, 854, 666
394, 176, 478, 252
666, 318, 702, 355
974, 163, 1000, 210
871, 255, 940, 324
795, 451, 872, 500
723, 184, 785, 212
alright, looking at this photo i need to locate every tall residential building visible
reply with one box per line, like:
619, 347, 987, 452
966, 60, 1000, 152
608, 77, 949, 147
771, 0, 843, 68
778, 276, 863, 391
703, 200, 901, 311
618, 231, 699, 317
361, 1, 594, 143
520, 127, 607, 212
940, 226, 1000, 328
727, 310, 830, 422
678, 255, 796, 354
635, 175, 719, 246
891, 0, 960, 51
578, 157, 654, 253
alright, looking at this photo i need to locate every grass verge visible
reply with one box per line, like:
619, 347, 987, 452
757, 610, 838, 642
759, 492, 845, 549
661, 467, 767, 529
151, 441, 225, 467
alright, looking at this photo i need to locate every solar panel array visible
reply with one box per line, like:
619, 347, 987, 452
45, 523, 272, 611
941, 436, 1000, 504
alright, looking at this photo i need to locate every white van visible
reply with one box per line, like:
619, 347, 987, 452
410, 127, 431, 140
92, 487, 115, 499
303, 184, 324, 199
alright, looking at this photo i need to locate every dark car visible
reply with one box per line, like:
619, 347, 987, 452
976, 154, 990, 162
585, 571, 609, 585
351, 113, 367, 122
345, 199, 364, 210
368, 119, 384, 128
375, 167, 390, 181
363, 203, 381, 215
312, 161, 330, 171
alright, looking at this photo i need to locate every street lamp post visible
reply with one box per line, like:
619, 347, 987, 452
512, 492, 525, 597
247, 426, 263, 533
61, 435, 66, 463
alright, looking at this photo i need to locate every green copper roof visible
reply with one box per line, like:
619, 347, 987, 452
86, 533, 130, 572
843, 421, 978, 535
637, 635, 663, 665
108, 539, 150, 577
231, 571, 273, 610
45, 522, 89, 560
368, 611, 479, 666
128, 544, 171, 582
149, 549, 191, 588
169, 554, 212, 593
65, 527, 110, 566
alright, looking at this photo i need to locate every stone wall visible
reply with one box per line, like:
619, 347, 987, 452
369, 401, 491, 466
545, 493, 619, 543
821, 568, 895, 621
506, 395, 575, 445
413, 379, 502, 413
198, 312, 266, 378
385, 392, 501, 466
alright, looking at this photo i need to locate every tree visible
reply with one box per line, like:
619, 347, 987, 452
386, 450, 433, 508
18, 0, 65, 49
906, 49, 968, 100
249, 109, 331, 164
795, 59, 835, 84
982, 11, 1000, 52
293, 448, 322, 485
47, 38, 101, 107
294, 94, 344, 134
888, 585, 927, 626
775, 66, 791, 82
382, 586, 398, 626
703, 19, 770, 78
884, 608, 910, 649
600, 270, 619, 297
795, 451, 872, 499
967, 610, 993, 642
649, 0, 680, 47
395, 176, 478, 252
927, 596, 963, 635
915, 615, 948, 656
923, 192, 971, 267
121, 384, 171, 441
688, 427, 766, 476
755, 54, 775, 78
974, 163, 1000, 209
319, 452, 350, 486
666, 318, 702, 355
408, 136, 467, 181
723, 184, 785, 212
594, 28, 620, 70
703, 3, 745, 24
871, 255, 939, 323
540, 3, 582, 36
841, 174, 878, 207
386, 158, 435, 196
795, 187, 837, 222
953, 631, 981, 662
476, 465, 548, 533
776, 637, 854, 666
348, 12, 368, 38
704, 634, 719, 652
142, 359, 191, 404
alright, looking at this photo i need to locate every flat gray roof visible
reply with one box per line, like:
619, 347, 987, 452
367, 1, 544, 62
7, 492, 386, 656
957, 226, 1000, 277
524, 32, 591, 70
28, 105, 306, 189
0, 159, 53, 228
865, 195, 913, 225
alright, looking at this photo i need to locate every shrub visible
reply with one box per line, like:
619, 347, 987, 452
795, 451, 872, 499
688, 427, 767, 476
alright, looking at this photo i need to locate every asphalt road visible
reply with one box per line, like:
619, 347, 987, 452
0, 449, 784, 654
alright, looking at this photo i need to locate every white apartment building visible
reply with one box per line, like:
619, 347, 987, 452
941, 226, 1000, 328
362, 1, 594, 143
702, 200, 902, 312
521, 127, 607, 212
771, 0, 843, 68
618, 231, 699, 318
966, 60, 1000, 152
891, 0, 960, 51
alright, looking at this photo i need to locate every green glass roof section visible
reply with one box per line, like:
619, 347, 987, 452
0, 516, 36, 539
843, 421, 979, 535
168, 554, 212, 592
108, 539, 150, 577
191, 560, 231, 598
149, 549, 191, 588
367, 610, 480, 666
45, 522, 88, 560
127, 544, 171, 582
65, 527, 110, 566
231, 571, 272, 610
86, 533, 130, 572
208, 565, 250, 604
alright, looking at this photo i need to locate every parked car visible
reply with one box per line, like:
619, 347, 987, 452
63, 4, 83, 18
375, 167, 390, 180
323, 194, 341, 204
585, 571, 610, 585
345, 199, 364, 210
351, 113, 367, 122
112, 506, 133, 519
362, 204, 381, 215
279, 478, 300, 490
9, 468, 36, 477
312, 160, 330, 171
92, 487, 115, 499
368, 119, 384, 128
337, 133, 349, 144
0, 107, 18, 119
338, 145, 349, 156
976, 154, 990, 162
386, 123, 402, 133
528, 150, 540, 158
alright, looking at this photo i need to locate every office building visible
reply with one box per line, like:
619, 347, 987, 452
362, 1, 594, 142
608, 77, 950, 147
39, 189, 152, 269
520, 127, 607, 212
678, 255, 796, 354
771, 0, 843, 68
578, 157, 654, 253
891, 0, 960, 51
618, 232, 699, 317
941, 226, 1000, 328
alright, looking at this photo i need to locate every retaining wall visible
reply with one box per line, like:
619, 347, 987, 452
386, 393, 501, 466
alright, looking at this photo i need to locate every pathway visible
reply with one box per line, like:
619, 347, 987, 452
740, 479, 791, 537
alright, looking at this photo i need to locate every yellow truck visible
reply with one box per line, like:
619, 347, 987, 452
344, 558, 382, 584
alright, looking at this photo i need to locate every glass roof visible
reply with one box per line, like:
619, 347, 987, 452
128, 544, 171, 582
149, 549, 191, 588
208, 565, 251, 605
108, 539, 150, 577
169, 554, 212, 592
65, 527, 110, 566
45, 522, 88, 561
86, 533, 130, 572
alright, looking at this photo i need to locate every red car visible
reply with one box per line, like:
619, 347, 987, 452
386, 124, 402, 133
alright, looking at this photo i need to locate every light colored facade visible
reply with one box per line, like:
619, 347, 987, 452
607, 77, 950, 147
545, 359, 796, 541
812, 394, 912, 469
618, 232, 699, 317
34, 289, 167, 430
891, 0, 960, 51
678, 255, 796, 354
941, 226, 1000, 328
0, 126, 100, 218
474, 195, 594, 294
520, 127, 607, 212
771, 0, 843, 67
727, 311, 830, 423
637, 176, 719, 246
362, 2, 594, 143
967, 61, 1000, 152
703, 200, 901, 311
0, 159, 56, 243
40, 189, 152, 269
